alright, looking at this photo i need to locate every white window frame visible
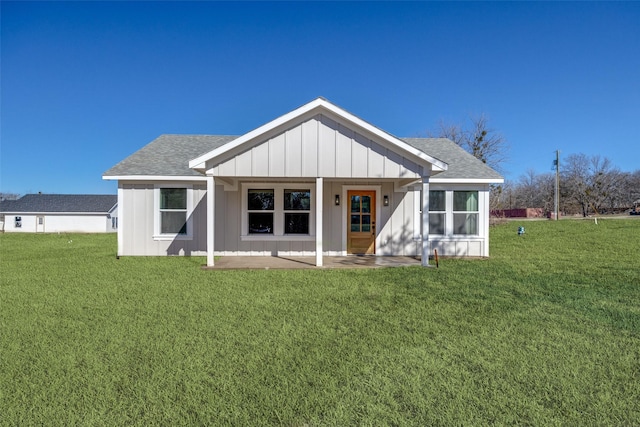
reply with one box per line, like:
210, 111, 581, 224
241, 183, 315, 241
153, 184, 194, 240
453, 190, 480, 236
414, 187, 484, 238
428, 190, 446, 235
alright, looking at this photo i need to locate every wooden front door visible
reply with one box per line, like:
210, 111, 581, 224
347, 190, 376, 254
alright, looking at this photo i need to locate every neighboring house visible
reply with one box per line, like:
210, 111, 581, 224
0, 194, 118, 233
103, 98, 503, 267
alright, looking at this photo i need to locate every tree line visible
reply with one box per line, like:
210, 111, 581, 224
494, 155, 640, 216
430, 116, 638, 217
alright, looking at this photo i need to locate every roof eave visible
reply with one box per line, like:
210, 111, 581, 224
429, 177, 504, 184
103, 175, 207, 181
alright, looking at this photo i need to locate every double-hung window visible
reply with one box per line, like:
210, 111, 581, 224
429, 190, 446, 235
453, 191, 479, 235
248, 189, 275, 234
283, 189, 311, 234
155, 186, 192, 239
160, 188, 187, 234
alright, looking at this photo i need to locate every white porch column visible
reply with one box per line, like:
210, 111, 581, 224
421, 176, 431, 267
207, 176, 216, 267
315, 177, 323, 267
117, 185, 124, 257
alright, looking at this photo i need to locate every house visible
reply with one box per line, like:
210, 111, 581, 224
0, 194, 118, 233
103, 98, 503, 267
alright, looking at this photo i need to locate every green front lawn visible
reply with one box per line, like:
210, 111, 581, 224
1, 219, 639, 425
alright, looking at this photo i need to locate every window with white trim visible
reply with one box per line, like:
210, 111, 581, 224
160, 188, 187, 234
283, 189, 311, 234
248, 189, 274, 234
154, 185, 193, 239
242, 184, 314, 239
429, 190, 446, 235
453, 191, 479, 235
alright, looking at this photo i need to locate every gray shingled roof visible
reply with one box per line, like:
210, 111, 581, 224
104, 135, 237, 177
402, 138, 503, 180
103, 134, 502, 181
0, 194, 117, 213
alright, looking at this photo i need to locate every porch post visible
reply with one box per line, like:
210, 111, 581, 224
117, 185, 124, 257
315, 177, 323, 267
207, 176, 216, 267
421, 176, 431, 267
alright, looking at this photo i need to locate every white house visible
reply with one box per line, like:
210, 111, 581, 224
103, 98, 503, 267
0, 194, 118, 233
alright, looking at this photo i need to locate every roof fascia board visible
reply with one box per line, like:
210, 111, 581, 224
429, 178, 504, 184
317, 106, 447, 172
190, 98, 448, 173
189, 99, 327, 170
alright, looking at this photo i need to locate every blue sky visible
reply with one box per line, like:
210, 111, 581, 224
2, 1, 639, 195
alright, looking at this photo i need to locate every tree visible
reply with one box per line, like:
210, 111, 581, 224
0, 192, 20, 201
430, 113, 509, 173
514, 169, 555, 211
561, 154, 620, 216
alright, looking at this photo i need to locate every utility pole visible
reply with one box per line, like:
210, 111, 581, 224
554, 150, 560, 221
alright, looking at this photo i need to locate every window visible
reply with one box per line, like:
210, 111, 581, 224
248, 189, 274, 234
160, 188, 187, 234
242, 184, 314, 239
429, 190, 446, 235
284, 189, 310, 234
453, 191, 478, 235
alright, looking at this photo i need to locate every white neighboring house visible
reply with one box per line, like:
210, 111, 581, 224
0, 194, 118, 233
103, 98, 503, 267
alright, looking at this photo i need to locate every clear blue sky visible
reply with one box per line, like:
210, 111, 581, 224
2, 1, 639, 195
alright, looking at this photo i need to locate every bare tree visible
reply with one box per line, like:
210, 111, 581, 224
513, 169, 556, 211
562, 154, 620, 216
0, 192, 20, 201
430, 114, 509, 173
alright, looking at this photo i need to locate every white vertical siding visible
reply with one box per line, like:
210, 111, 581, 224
119, 182, 207, 256
210, 114, 423, 179
117, 180, 491, 258
269, 133, 286, 176
301, 118, 318, 176
285, 126, 302, 176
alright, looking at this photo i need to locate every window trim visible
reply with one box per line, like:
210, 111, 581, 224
153, 184, 194, 241
453, 190, 479, 236
241, 183, 315, 241
428, 190, 446, 236
414, 187, 483, 238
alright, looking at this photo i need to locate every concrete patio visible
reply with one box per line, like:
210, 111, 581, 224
205, 256, 424, 270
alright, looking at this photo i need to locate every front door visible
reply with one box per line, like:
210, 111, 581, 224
347, 190, 376, 254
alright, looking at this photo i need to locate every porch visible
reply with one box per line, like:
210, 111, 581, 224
204, 255, 424, 270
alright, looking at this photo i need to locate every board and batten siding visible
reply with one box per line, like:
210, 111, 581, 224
215, 180, 419, 257
209, 115, 425, 179
119, 182, 208, 256
119, 180, 490, 257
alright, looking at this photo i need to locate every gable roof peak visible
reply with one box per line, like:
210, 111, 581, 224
189, 97, 447, 173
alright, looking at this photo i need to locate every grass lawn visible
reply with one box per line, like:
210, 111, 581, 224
1, 219, 639, 426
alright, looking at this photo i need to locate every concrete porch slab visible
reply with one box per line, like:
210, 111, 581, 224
204, 256, 424, 270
